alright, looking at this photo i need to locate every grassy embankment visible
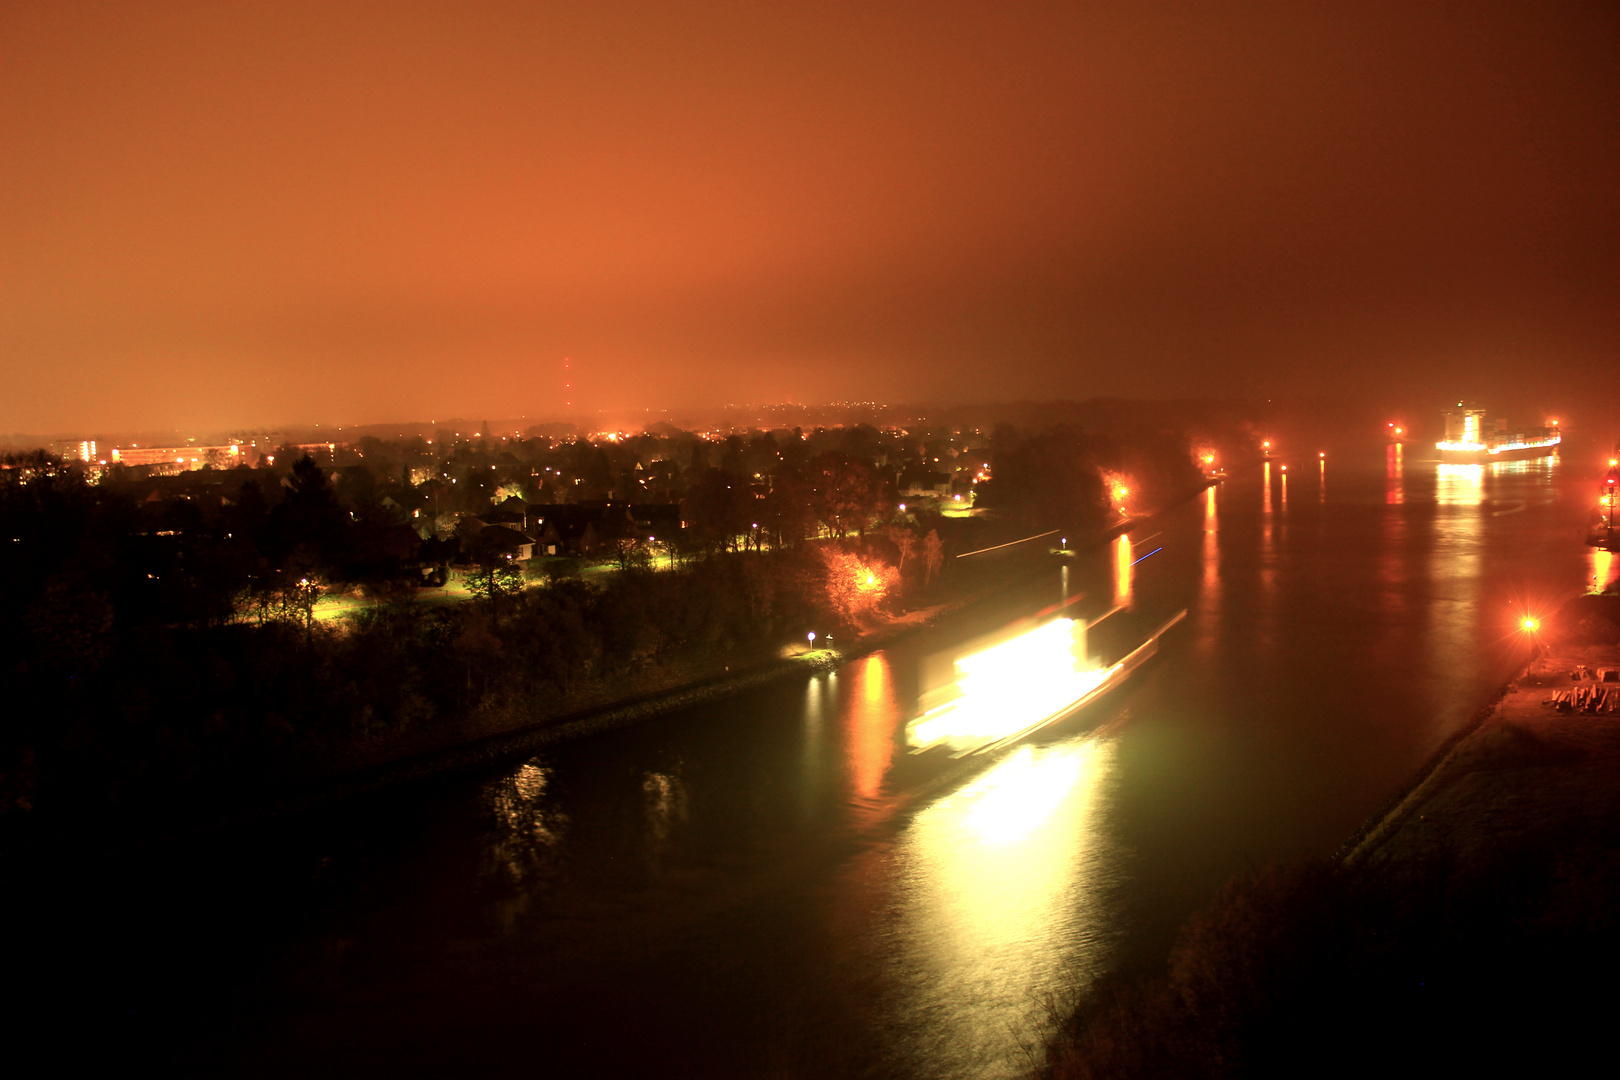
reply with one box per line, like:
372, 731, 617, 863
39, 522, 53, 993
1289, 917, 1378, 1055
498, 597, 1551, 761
1036, 592, 1620, 1079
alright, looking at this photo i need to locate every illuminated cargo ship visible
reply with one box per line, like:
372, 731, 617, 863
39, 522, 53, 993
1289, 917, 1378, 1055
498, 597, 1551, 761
1434, 403, 1560, 463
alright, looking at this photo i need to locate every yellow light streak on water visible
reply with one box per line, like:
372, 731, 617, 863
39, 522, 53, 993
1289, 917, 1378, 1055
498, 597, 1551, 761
1436, 463, 1485, 505
1113, 532, 1133, 609
1429, 463, 1486, 684
1592, 548, 1616, 594
1198, 484, 1220, 658
884, 735, 1120, 1078
848, 654, 896, 803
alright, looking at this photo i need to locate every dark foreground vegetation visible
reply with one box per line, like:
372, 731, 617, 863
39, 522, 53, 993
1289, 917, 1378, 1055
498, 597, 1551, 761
1042, 590, 1620, 1078
3, 411, 1214, 851
1045, 840, 1620, 1078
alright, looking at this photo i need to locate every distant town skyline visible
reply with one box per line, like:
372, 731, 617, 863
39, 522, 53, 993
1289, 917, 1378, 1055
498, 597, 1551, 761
5, 3, 1617, 434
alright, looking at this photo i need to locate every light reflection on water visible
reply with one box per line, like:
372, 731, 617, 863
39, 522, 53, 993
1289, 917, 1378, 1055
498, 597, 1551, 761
800, 672, 833, 821
485, 761, 566, 884
483, 762, 568, 931
1112, 532, 1133, 608
848, 655, 898, 822
1259, 461, 1278, 639
1592, 548, 1617, 594
643, 770, 688, 853
1430, 464, 1485, 667
1196, 484, 1220, 659
885, 735, 1120, 1079
1436, 462, 1485, 505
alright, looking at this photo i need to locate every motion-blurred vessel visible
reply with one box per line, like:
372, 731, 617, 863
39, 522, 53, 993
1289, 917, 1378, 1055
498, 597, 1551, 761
906, 608, 1186, 757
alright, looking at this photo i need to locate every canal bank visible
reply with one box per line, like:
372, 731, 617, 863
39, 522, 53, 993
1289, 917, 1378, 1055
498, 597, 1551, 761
1342, 592, 1620, 870
1039, 591, 1620, 1079
28, 488, 1214, 862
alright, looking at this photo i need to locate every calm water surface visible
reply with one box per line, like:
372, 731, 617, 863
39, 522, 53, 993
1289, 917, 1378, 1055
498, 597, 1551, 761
38, 445, 1616, 1078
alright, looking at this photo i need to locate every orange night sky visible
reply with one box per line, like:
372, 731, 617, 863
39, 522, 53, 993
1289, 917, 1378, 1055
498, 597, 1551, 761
3, 2, 1616, 433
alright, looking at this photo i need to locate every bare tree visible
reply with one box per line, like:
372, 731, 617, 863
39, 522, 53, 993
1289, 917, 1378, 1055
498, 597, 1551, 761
923, 529, 945, 585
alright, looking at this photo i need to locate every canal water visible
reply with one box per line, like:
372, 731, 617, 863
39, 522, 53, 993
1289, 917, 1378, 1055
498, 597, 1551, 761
32, 442, 1616, 1078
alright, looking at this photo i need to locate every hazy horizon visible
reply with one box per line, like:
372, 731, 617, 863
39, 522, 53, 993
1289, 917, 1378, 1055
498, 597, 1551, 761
5, 3, 1617, 434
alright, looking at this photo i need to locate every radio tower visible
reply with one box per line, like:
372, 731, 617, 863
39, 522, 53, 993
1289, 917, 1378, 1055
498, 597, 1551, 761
563, 357, 572, 409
